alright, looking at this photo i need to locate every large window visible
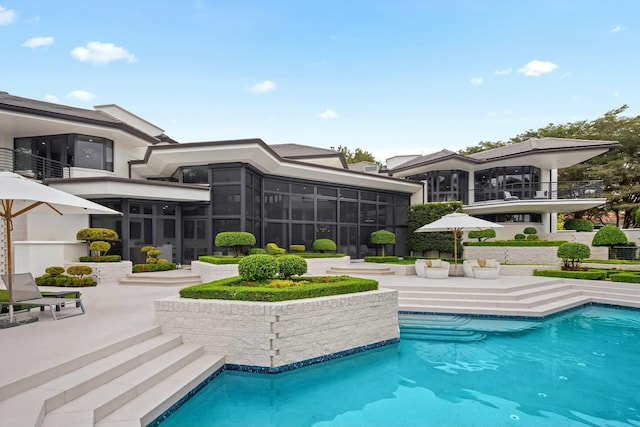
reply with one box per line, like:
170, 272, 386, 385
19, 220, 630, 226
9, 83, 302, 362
406, 170, 468, 203
474, 166, 541, 201
14, 134, 114, 176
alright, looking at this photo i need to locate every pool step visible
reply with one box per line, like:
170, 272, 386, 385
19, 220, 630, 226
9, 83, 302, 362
401, 327, 486, 342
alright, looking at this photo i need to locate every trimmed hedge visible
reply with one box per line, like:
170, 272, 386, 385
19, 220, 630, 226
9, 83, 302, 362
365, 256, 401, 263
610, 273, 640, 284
313, 239, 337, 253
179, 275, 378, 302
199, 256, 242, 264
277, 255, 307, 279
132, 263, 177, 273
468, 229, 496, 242
79, 255, 122, 262
76, 228, 119, 242
290, 245, 306, 253
35, 274, 95, 287
564, 218, 594, 232
266, 242, 286, 255
533, 269, 607, 280
465, 240, 568, 247
238, 254, 277, 281
215, 232, 257, 257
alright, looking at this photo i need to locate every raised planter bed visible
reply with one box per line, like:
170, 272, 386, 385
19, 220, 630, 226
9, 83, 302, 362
64, 261, 132, 286
154, 288, 399, 372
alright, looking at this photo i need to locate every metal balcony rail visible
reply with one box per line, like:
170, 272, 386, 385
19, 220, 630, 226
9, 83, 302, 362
471, 180, 604, 203
0, 147, 71, 179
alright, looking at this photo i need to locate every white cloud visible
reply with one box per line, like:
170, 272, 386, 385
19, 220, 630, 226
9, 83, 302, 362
610, 25, 625, 33
70, 41, 137, 64
517, 60, 558, 76
495, 68, 512, 75
469, 77, 484, 85
246, 80, 276, 93
67, 90, 96, 101
317, 109, 338, 120
0, 6, 16, 25
23, 36, 54, 48
44, 94, 59, 103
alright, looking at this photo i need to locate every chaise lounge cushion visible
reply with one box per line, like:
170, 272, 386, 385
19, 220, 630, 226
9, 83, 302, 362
463, 259, 500, 279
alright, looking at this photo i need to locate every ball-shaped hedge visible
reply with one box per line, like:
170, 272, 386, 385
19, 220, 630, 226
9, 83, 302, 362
557, 242, 590, 267
277, 255, 308, 279
514, 234, 526, 240
313, 238, 337, 253
526, 234, 539, 241
66, 265, 93, 277
76, 228, 119, 242
468, 229, 496, 241
147, 249, 162, 258
592, 225, 628, 246
45, 266, 65, 276
523, 227, 537, 235
371, 230, 396, 245
89, 241, 111, 254
238, 254, 277, 281
215, 232, 257, 249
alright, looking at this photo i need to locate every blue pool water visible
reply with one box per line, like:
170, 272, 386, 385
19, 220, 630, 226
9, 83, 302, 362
157, 306, 640, 427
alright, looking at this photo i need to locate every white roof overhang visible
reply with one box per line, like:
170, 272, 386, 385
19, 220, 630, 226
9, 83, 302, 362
463, 198, 607, 215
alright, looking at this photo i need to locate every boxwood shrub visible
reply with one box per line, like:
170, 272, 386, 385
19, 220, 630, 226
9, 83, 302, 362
238, 254, 277, 281
609, 272, 640, 283
79, 255, 122, 262
313, 238, 337, 253
266, 242, 286, 255
465, 240, 567, 247
276, 255, 307, 279
132, 263, 177, 273
179, 275, 378, 302
290, 245, 306, 253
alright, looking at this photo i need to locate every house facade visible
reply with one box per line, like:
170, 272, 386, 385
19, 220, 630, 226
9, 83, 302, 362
0, 91, 618, 274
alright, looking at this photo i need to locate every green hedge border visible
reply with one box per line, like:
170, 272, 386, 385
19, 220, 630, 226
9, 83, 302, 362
198, 253, 346, 265
132, 263, 177, 273
179, 275, 378, 302
465, 240, 568, 247
533, 269, 607, 280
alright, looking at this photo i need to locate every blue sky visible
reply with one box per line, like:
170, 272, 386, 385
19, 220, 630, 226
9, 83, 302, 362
2, 1, 638, 162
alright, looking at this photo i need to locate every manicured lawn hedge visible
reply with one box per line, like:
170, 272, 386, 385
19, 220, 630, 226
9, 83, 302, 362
610, 272, 640, 284
533, 269, 608, 280
582, 259, 640, 265
465, 240, 568, 247
132, 263, 177, 273
365, 256, 401, 263
79, 255, 122, 262
198, 253, 346, 265
179, 275, 378, 302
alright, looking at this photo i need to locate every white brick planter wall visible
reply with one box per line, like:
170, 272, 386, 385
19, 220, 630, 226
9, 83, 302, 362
191, 256, 352, 283
154, 288, 399, 371
463, 246, 608, 264
65, 261, 132, 286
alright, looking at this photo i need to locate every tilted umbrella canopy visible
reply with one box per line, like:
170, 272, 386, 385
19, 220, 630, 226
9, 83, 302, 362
415, 212, 503, 274
0, 172, 121, 323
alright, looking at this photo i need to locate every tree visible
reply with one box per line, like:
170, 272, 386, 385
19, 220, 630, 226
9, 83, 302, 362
406, 202, 463, 256
592, 225, 628, 259
371, 230, 396, 257
330, 145, 381, 165
215, 232, 256, 257
557, 243, 590, 270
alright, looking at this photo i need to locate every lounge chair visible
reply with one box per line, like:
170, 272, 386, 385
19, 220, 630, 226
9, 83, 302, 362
1, 273, 85, 320
424, 259, 450, 279
463, 259, 500, 279
503, 191, 519, 201
414, 260, 427, 277
534, 190, 548, 199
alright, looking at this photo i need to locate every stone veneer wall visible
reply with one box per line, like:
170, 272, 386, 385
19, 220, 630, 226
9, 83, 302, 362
463, 245, 608, 265
191, 256, 352, 282
65, 261, 132, 286
155, 288, 399, 369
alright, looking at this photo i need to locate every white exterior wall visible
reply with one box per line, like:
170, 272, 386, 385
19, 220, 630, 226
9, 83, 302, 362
155, 289, 399, 368
13, 241, 86, 276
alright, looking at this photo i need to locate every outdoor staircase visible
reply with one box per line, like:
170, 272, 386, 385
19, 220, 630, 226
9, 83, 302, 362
118, 272, 202, 287
326, 264, 395, 275
0, 326, 224, 427
388, 279, 640, 317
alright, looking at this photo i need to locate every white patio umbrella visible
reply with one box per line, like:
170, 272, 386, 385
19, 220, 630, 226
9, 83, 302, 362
0, 172, 121, 324
415, 212, 503, 275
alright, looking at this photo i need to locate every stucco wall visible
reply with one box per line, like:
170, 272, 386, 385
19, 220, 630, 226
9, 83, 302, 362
66, 261, 133, 286
154, 289, 399, 369
463, 245, 608, 264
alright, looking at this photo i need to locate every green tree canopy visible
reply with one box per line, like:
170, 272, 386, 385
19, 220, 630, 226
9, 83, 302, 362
406, 202, 463, 256
330, 145, 381, 165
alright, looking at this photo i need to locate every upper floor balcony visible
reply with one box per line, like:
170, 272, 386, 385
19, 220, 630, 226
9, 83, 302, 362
0, 147, 70, 180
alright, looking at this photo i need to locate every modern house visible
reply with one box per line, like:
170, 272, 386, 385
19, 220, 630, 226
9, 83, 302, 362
0, 91, 619, 274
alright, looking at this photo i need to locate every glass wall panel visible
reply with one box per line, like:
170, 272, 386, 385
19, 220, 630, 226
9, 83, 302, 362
339, 226, 358, 258
291, 195, 315, 221
360, 202, 377, 225
212, 169, 241, 183
182, 166, 208, 184
75, 137, 105, 170
264, 194, 289, 219
292, 224, 314, 250
265, 222, 289, 248
340, 201, 358, 223
316, 224, 335, 241
317, 199, 336, 222
212, 184, 241, 215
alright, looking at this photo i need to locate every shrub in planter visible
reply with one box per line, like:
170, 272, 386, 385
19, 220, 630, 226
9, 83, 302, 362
514, 234, 526, 240
66, 265, 93, 277
526, 234, 540, 241
371, 230, 396, 257
592, 225, 628, 259
238, 254, 277, 281
523, 227, 537, 236
89, 241, 111, 256
313, 238, 337, 253
76, 228, 119, 242
45, 266, 65, 276
215, 232, 257, 257
557, 242, 590, 270
564, 218, 594, 232
132, 263, 177, 273
365, 256, 401, 263
277, 255, 308, 279
79, 255, 121, 262
266, 242, 286, 255
290, 244, 305, 253
468, 229, 496, 242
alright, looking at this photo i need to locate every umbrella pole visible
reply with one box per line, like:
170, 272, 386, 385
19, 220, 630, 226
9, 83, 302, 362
4, 214, 13, 324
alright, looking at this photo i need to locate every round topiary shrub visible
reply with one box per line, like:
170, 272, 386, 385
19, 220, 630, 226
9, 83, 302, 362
147, 249, 162, 258
313, 238, 337, 253
564, 218, 594, 232
371, 230, 396, 257
557, 242, 591, 270
157, 258, 169, 264
146, 258, 158, 264
592, 225, 628, 246
89, 241, 111, 255
66, 265, 93, 277
523, 227, 537, 235
141, 246, 156, 254
289, 245, 306, 253
238, 254, 277, 281
526, 234, 540, 241
277, 255, 308, 279
45, 266, 65, 276
514, 234, 526, 240
468, 229, 497, 242
215, 232, 257, 257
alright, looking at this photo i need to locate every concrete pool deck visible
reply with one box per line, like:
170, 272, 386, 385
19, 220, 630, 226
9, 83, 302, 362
1, 269, 640, 426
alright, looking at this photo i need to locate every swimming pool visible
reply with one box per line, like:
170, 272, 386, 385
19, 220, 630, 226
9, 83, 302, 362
155, 305, 640, 426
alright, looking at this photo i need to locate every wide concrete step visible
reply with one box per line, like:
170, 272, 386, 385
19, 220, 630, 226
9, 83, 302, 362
119, 273, 202, 287
398, 282, 572, 301
97, 354, 225, 427
0, 326, 166, 427
42, 343, 206, 427
327, 266, 395, 275
391, 279, 565, 294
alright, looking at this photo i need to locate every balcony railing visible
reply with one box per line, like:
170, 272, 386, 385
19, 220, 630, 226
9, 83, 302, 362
470, 180, 604, 203
0, 147, 71, 179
